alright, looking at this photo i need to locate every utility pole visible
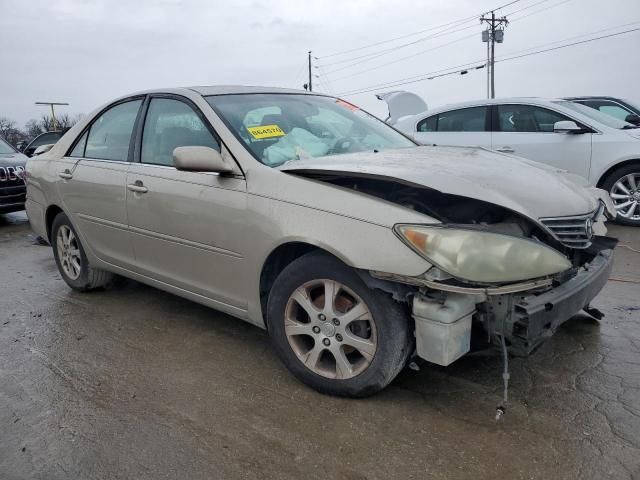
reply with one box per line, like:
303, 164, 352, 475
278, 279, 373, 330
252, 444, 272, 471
483, 29, 490, 98
35, 101, 69, 131
307, 51, 313, 92
480, 11, 507, 99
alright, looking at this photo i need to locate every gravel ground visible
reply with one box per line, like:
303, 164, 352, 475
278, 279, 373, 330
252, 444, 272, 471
1, 212, 639, 480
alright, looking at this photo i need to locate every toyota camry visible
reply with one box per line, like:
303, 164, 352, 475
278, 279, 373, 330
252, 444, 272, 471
26, 86, 617, 397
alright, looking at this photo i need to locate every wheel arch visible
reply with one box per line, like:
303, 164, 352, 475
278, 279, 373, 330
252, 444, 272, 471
45, 204, 65, 242
258, 241, 353, 323
596, 158, 640, 188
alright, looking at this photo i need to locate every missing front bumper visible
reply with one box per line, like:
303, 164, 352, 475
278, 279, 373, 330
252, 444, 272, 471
487, 248, 614, 356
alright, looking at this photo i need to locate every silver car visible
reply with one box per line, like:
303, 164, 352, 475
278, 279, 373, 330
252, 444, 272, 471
26, 86, 617, 397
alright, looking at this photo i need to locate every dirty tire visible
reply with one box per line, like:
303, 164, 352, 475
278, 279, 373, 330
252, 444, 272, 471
51, 212, 113, 291
266, 251, 412, 398
601, 162, 640, 226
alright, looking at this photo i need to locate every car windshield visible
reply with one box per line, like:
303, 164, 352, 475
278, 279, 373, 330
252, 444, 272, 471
621, 98, 640, 113
555, 100, 633, 129
206, 93, 415, 167
0, 137, 17, 154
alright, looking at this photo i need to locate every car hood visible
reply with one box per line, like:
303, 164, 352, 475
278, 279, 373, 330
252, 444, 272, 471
278, 146, 599, 220
0, 152, 27, 167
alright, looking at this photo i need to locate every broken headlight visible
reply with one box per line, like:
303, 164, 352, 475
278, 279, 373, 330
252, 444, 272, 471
395, 225, 572, 283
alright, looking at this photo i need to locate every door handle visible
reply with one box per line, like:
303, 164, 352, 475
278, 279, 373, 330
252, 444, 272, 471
127, 181, 148, 194
496, 146, 515, 153
58, 170, 73, 180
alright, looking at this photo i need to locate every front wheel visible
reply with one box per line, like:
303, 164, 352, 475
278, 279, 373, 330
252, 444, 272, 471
602, 164, 640, 226
266, 251, 412, 397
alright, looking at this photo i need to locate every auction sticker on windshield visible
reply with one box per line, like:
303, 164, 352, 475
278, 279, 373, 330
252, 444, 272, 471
247, 125, 286, 139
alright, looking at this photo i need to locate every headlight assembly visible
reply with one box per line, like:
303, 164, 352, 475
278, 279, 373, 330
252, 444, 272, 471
395, 225, 572, 284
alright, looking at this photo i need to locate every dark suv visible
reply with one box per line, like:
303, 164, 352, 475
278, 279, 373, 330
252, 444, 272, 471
0, 136, 28, 214
19, 131, 63, 157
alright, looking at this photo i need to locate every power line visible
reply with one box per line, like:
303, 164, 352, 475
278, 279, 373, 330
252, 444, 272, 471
503, 0, 552, 16
338, 24, 640, 97
318, 0, 522, 59
495, 25, 640, 63
320, 0, 569, 79
339, 64, 488, 97
509, 0, 574, 22
326, 31, 479, 83
338, 59, 489, 96
320, 22, 479, 69
318, 16, 478, 61
321, 0, 566, 85
489, 20, 640, 59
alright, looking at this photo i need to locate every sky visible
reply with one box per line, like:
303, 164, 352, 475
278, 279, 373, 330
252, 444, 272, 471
1, 0, 639, 126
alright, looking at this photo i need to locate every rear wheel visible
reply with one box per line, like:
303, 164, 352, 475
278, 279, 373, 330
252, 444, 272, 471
602, 164, 640, 226
51, 212, 113, 291
266, 251, 412, 397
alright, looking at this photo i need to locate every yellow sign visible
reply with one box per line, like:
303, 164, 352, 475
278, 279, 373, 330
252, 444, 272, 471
247, 124, 286, 139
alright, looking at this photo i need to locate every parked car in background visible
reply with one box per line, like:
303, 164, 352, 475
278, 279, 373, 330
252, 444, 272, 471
388, 96, 640, 225
26, 86, 616, 397
0, 135, 27, 214
19, 131, 63, 157
566, 96, 640, 126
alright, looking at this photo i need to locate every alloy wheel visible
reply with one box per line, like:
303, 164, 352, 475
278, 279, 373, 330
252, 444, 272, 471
284, 279, 377, 380
610, 172, 640, 221
56, 225, 82, 280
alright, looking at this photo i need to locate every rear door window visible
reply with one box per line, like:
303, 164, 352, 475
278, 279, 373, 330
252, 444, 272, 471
417, 115, 437, 132
433, 107, 488, 132
85, 100, 142, 161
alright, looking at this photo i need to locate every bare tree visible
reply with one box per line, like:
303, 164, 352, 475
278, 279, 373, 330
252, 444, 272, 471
24, 119, 44, 139
0, 113, 84, 147
0, 117, 17, 137
0, 117, 27, 146
56, 113, 80, 131
39, 113, 80, 132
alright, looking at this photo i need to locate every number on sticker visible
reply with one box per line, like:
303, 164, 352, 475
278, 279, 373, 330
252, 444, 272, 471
247, 124, 286, 139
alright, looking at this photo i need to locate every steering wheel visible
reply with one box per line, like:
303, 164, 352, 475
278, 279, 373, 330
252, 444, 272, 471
330, 137, 357, 154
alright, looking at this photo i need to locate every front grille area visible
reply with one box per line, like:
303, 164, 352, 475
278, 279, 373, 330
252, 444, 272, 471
539, 209, 599, 249
0, 166, 26, 187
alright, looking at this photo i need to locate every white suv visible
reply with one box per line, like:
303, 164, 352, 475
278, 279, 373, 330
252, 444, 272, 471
390, 97, 640, 226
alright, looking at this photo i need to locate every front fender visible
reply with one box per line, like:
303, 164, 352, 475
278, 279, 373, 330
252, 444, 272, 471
245, 195, 433, 325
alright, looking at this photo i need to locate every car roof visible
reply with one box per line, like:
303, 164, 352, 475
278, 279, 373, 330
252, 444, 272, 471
564, 96, 623, 101
98, 85, 330, 114
417, 97, 570, 115
439, 97, 564, 107
187, 85, 317, 96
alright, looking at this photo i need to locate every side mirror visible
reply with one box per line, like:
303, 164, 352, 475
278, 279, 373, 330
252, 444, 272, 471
554, 120, 583, 134
33, 144, 55, 156
625, 114, 640, 126
173, 146, 234, 173
16, 141, 25, 151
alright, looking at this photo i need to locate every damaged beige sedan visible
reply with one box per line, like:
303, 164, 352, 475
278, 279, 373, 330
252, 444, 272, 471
26, 86, 617, 397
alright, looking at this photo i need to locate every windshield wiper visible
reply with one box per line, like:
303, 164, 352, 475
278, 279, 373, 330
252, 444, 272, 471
622, 124, 640, 129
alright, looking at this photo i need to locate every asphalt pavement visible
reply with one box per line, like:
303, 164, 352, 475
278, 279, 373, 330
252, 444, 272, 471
1, 212, 639, 480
